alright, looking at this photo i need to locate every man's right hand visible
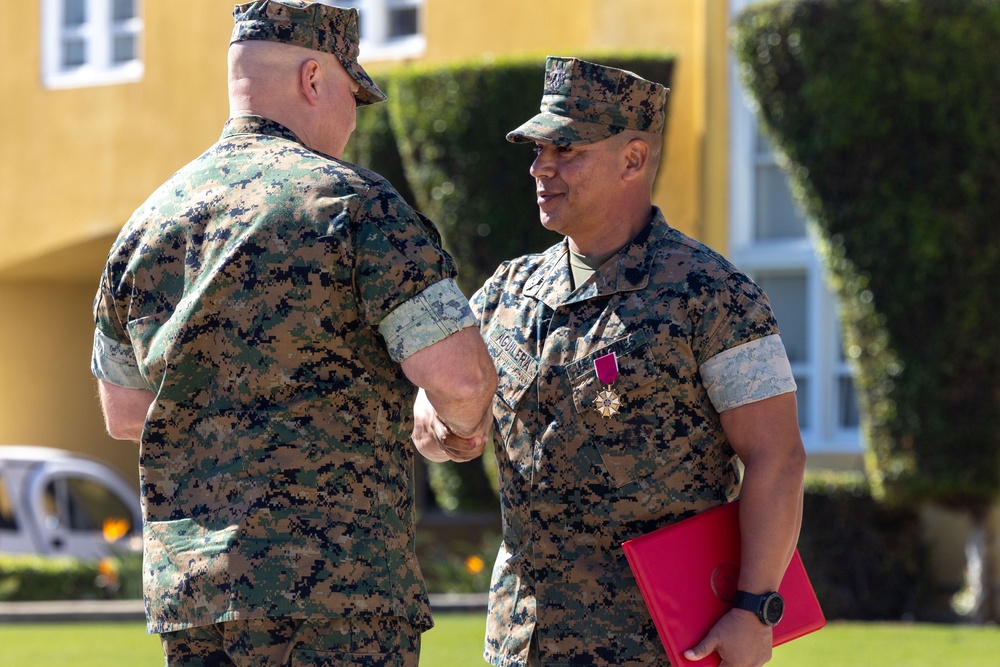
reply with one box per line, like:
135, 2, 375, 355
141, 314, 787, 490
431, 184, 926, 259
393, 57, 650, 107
412, 388, 491, 462
401, 325, 497, 460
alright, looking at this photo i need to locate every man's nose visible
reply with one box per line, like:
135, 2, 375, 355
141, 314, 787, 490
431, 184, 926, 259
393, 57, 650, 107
530, 148, 555, 178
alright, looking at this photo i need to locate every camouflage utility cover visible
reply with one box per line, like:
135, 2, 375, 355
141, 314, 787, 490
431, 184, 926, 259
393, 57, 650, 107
507, 56, 669, 148
231, 1, 386, 106
471, 210, 788, 666
93, 116, 453, 633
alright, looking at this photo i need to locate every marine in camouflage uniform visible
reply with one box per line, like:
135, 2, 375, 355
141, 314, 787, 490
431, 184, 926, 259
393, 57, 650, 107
470, 57, 805, 666
91, 3, 495, 665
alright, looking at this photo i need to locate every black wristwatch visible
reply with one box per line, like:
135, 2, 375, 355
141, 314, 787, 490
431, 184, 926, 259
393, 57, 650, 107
732, 590, 784, 626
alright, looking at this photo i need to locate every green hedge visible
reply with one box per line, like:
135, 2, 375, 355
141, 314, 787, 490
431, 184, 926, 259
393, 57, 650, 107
348, 53, 675, 296
342, 84, 418, 207
799, 472, 927, 620
385, 56, 559, 296
0, 552, 142, 602
732, 0, 1000, 511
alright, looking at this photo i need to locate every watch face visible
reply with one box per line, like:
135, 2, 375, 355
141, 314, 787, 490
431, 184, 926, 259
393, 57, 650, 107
764, 594, 785, 626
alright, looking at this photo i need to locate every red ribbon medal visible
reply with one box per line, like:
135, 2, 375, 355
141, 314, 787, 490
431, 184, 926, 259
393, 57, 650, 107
593, 352, 622, 418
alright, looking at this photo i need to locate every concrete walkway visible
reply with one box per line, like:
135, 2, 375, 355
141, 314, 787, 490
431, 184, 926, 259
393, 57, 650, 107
0, 593, 488, 624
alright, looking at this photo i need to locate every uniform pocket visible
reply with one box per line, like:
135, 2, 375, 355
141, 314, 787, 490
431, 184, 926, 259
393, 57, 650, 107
485, 542, 535, 662
145, 518, 238, 571
568, 332, 673, 488
568, 334, 661, 418
142, 518, 239, 628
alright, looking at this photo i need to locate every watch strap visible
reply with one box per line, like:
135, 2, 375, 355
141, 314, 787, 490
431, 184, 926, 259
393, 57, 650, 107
733, 589, 783, 626
732, 590, 765, 613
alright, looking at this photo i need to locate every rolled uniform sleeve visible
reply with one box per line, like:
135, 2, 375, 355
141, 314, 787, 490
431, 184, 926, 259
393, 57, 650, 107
378, 278, 477, 362
92, 261, 148, 390
700, 334, 796, 412
91, 328, 147, 389
354, 180, 466, 344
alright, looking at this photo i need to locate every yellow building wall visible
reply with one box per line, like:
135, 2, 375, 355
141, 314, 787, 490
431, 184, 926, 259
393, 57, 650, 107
0, 0, 731, 485
414, 0, 730, 246
2, 0, 988, 611
0, 0, 731, 276
0, 4, 232, 281
0, 3, 233, 483
0, 283, 128, 470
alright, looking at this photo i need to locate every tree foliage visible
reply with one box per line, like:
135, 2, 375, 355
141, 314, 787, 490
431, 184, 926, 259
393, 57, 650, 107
732, 0, 1000, 511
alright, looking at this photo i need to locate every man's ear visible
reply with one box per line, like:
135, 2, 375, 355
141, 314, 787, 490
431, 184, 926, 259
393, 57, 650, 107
622, 138, 650, 182
299, 59, 322, 107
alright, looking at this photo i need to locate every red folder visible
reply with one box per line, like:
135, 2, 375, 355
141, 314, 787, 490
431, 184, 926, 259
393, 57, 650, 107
622, 500, 825, 667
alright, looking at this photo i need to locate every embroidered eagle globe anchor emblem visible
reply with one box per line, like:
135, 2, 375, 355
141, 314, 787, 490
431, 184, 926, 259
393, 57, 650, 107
547, 65, 567, 91
593, 352, 621, 418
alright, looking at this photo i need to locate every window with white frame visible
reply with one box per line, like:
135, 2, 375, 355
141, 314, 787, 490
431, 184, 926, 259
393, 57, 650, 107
728, 1, 860, 455
321, 0, 425, 61
41, 0, 143, 89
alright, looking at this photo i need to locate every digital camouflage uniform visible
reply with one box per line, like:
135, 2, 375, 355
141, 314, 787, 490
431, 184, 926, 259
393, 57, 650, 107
91, 5, 476, 644
474, 57, 797, 667
92, 112, 471, 634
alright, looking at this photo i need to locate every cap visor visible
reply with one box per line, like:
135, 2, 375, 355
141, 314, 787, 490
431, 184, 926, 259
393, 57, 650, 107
506, 113, 619, 147
341, 58, 387, 106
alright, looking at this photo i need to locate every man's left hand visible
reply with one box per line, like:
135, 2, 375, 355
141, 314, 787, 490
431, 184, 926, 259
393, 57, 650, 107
683, 608, 773, 667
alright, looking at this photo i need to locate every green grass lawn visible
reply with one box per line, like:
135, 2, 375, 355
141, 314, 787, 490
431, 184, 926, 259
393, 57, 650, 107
0, 616, 998, 666
768, 620, 999, 666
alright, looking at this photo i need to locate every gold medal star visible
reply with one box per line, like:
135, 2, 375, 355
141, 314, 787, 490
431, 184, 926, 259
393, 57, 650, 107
594, 388, 622, 418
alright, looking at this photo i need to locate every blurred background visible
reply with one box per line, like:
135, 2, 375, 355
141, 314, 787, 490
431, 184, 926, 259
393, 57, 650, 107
1, 0, 997, 624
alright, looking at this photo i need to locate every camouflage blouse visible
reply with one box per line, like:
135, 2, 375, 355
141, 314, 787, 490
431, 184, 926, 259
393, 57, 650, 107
472, 209, 794, 667
92, 116, 463, 634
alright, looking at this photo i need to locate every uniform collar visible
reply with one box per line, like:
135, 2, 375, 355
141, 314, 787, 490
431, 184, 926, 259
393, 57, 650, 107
220, 115, 304, 145
524, 207, 669, 308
